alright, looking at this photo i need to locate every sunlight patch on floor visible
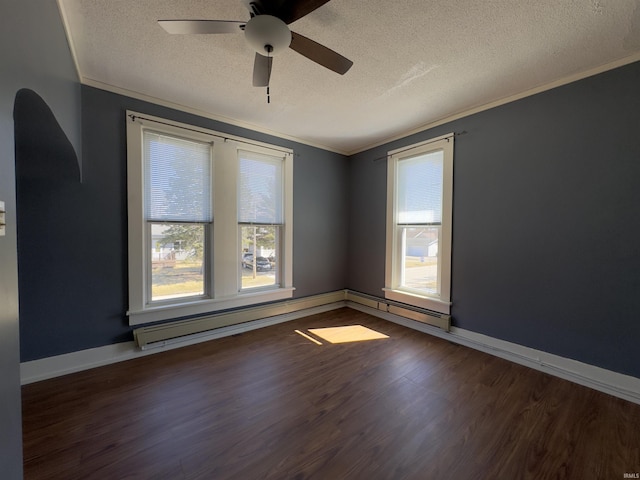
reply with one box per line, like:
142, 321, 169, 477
307, 325, 389, 344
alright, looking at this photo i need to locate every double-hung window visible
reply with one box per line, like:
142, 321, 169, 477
384, 134, 454, 314
127, 112, 293, 325
238, 150, 283, 291
144, 130, 213, 302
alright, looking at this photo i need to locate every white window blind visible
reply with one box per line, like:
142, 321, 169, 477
397, 150, 443, 225
238, 150, 283, 224
144, 131, 212, 222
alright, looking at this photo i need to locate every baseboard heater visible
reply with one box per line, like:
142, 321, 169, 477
345, 290, 451, 332
134, 291, 346, 350
134, 289, 450, 350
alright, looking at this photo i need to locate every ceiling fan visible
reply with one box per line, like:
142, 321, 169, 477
158, 0, 353, 88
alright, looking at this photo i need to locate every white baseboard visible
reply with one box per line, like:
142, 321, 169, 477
348, 302, 640, 405
21, 296, 640, 407
20, 301, 345, 385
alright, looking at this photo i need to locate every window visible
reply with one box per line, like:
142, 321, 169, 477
127, 112, 293, 325
384, 134, 453, 314
238, 150, 283, 291
144, 130, 212, 302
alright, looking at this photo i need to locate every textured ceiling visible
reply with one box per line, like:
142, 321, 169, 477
59, 0, 640, 154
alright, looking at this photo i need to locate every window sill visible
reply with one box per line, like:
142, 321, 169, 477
128, 287, 295, 326
382, 288, 451, 315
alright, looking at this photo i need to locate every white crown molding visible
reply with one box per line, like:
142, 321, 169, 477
81, 77, 349, 156
56, 0, 82, 83
57, 1, 640, 158
347, 52, 640, 155
82, 50, 640, 158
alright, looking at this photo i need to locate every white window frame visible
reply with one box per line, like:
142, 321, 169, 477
237, 149, 285, 293
384, 133, 454, 314
126, 111, 294, 325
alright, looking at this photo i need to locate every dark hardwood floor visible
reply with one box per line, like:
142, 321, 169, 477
22, 308, 640, 479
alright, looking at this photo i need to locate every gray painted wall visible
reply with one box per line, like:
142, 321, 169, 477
12, 1, 639, 387
18, 85, 349, 361
348, 61, 640, 379
0, 1, 81, 478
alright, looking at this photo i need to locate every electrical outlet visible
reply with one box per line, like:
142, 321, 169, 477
0, 201, 5, 236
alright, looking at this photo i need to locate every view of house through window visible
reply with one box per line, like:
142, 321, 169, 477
400, 226, 439, 295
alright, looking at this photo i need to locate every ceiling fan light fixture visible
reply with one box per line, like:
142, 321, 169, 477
244, 15, 291, 56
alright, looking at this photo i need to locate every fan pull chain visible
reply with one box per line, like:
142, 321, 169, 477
263, 46, 272, 104
267, 47, 272, 104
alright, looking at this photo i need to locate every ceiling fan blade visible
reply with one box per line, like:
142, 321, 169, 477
289, 31, 353, 75
274, 0, 331, 24
158, 20, 245, 34
253, 53, 273, 87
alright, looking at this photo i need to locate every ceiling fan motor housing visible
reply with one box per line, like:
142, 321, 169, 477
244, 15, 292, 56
